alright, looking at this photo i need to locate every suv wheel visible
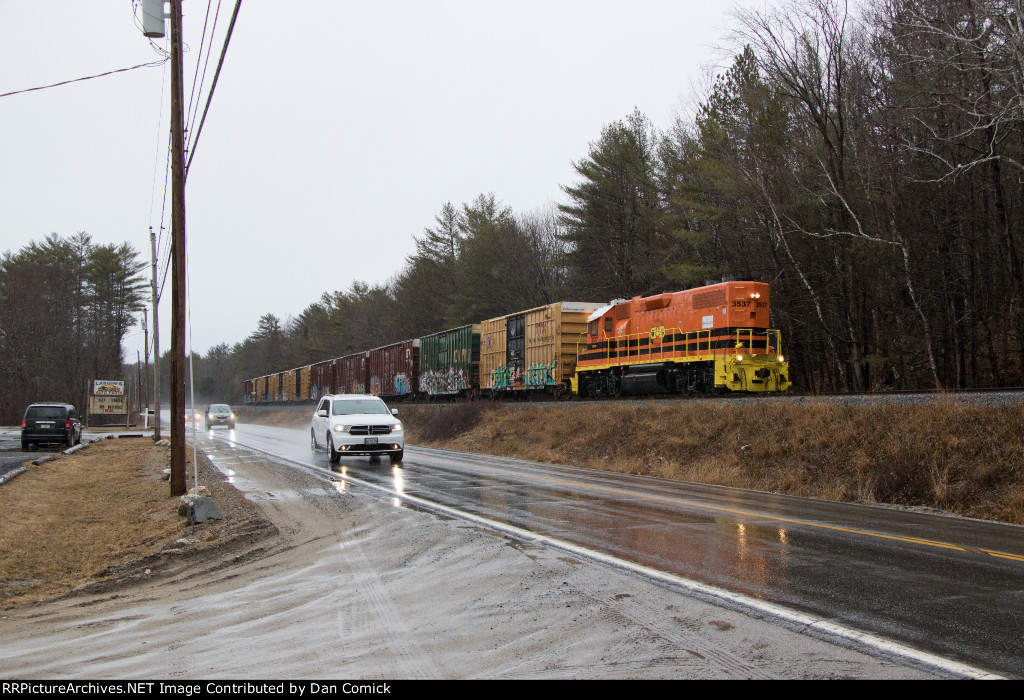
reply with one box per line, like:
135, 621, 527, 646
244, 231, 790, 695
327, 434, 341, 464
390, 449, 404, 463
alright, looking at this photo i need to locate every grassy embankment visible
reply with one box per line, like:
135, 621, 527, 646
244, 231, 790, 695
0, 437, 271, 608
390, 399, 1024, 525
0, 440, 183, 605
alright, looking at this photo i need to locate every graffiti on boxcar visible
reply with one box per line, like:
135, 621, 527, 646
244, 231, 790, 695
419, 368, 468, 395
525, 360, 557, 388
369, 376, 382, 396
492, 365, 511, 390
491, 364, 523, 390
393, 373, 410, 395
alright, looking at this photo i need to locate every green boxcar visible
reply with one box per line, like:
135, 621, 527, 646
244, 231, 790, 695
418, 324, 480, 396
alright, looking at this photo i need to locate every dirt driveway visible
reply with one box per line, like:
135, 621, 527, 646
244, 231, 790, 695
0, 438, 937, 679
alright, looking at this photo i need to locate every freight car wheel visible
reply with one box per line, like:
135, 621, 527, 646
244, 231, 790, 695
327, 434, 341, 463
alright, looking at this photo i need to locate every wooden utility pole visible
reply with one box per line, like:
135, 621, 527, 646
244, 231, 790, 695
169, 0, 187, 497
150, 227, 161, 441
142, 307, 151, 427
137, 351, 143, 425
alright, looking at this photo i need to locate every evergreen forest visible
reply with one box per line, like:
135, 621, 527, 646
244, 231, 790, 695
5, 0, 1022, 414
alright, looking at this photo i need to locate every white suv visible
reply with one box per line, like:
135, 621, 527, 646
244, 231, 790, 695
311, 394, 404, 463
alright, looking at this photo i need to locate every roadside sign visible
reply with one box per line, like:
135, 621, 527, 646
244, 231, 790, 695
93, 380, 125, 396
89, 379, 129, 427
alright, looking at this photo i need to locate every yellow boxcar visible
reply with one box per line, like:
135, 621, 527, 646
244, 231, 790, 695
480, 301, 599, 395
480, 316, 507, 392
281, 369, 297, 401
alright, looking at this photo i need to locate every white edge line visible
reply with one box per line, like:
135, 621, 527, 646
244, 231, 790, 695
211, 434, 1006, 680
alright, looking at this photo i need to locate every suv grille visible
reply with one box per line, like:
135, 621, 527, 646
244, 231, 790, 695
349, 425, 392, 435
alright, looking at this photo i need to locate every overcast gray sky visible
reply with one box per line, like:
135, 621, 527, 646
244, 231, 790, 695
1, 0, 755, 365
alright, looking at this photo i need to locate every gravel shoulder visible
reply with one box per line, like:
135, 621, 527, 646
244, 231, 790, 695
0, 432, 939, 679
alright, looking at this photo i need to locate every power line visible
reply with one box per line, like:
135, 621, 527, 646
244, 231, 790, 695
0, 60, 167, 99
157, 224, 170, 297
185, 0, 215, 123
157, 140, 173, 301
186, 0, 244, 176
149, 59, 170, 250
148, 0, 244, 299
186, 0, 223, 140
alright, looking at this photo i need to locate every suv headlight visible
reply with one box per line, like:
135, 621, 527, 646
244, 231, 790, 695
333, 425, 350, 432
391, 423, 402, 431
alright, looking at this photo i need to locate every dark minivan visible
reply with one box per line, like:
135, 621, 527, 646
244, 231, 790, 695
22, 403, 82, 450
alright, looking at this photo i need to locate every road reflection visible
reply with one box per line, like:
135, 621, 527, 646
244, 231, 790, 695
202, 424, 1024, 676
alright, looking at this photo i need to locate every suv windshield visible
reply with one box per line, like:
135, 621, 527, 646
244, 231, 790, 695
332, 399, 389, 416
209, 405, 231, 414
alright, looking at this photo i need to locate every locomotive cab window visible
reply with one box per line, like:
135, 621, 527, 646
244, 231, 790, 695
588, 320, 598, 337
604, 317, 613, 334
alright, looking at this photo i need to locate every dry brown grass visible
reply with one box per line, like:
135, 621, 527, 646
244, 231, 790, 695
401, 399, 1024, 524
0, 440, 184, 606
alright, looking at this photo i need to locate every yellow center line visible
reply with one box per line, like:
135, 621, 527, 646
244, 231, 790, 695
435, 455, 1024, 563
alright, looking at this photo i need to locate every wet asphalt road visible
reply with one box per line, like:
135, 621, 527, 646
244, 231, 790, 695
0, 429, 70, 477
202, 423, 1024, 677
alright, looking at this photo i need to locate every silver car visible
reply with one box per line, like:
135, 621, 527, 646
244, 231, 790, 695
311, 394, 403, 463
204, 404, 236, 430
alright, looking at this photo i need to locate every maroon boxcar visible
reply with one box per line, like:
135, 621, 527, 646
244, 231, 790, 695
338, 352, 368, 394
367, 339, 419, 400
310, 358, 337, 399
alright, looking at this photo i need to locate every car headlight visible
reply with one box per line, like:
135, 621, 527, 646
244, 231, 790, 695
391, 423, 402, 431
333, 425, 350, 432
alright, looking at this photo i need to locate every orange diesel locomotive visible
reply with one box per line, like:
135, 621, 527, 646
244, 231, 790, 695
573, 280, 791, 397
